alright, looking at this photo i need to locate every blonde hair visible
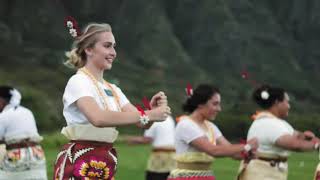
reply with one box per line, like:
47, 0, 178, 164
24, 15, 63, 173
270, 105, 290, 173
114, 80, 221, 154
64, 23, 112, 69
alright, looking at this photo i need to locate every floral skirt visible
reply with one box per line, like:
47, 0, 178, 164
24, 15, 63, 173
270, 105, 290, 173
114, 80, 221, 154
0, 145, 47, 180
53, 140, 117, 180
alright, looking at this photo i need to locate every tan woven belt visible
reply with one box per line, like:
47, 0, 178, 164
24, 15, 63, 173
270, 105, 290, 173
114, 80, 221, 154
177, 161, 211, 171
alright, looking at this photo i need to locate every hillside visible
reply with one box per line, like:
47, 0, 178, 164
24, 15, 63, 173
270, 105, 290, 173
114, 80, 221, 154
1, 0, 320, 137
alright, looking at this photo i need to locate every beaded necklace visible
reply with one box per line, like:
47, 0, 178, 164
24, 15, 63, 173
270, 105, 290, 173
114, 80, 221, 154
205, 121, 216, 145
78, 67, 121, 111
187, 116, 216, 145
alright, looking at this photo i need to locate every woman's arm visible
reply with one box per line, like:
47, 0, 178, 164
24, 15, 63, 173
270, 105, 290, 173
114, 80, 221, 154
76, 97, 169, 127
276, 134, 319, 152
125, 136, 153, 144
190, 136, 257, 158
294, 130, 316, 141
121, 103, 154, 128
216, 136, 245, 159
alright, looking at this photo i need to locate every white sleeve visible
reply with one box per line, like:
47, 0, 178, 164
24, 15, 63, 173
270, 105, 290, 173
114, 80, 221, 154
0, 114, 7, 139
63, 75, 95, 108
176, 120, 204, 144
112, 85, 130, 108
266, 121, 294, 144
211, 123, 223, 139
144, 123, 157, 138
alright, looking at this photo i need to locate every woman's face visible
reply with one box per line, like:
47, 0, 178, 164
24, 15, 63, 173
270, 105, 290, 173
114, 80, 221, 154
86, 31, 117, 70
202, 93, 222, 120
275, 93, 290, 119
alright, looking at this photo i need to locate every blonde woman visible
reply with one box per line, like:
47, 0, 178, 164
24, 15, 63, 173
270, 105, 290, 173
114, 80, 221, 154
53, 19, 171, 180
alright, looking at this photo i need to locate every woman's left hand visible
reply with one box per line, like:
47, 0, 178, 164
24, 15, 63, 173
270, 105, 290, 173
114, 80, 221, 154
304, 130, 316, 140
150, 91, 167, 109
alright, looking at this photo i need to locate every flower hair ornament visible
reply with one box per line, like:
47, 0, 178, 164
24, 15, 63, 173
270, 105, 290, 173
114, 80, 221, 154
261, 90, 269, 100
241, 70, 258, 87
9, 88, 21, 107
185, 83, 193, 98
64, 16, 82, 38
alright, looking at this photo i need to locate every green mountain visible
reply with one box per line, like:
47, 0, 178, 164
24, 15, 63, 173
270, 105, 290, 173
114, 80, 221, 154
1, 0, 320, 138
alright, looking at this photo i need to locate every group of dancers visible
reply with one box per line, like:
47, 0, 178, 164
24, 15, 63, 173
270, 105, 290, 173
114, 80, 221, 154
0, 19, 319, 180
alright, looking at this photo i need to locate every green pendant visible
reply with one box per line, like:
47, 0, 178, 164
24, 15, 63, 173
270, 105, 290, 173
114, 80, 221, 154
104, 89, 114, 97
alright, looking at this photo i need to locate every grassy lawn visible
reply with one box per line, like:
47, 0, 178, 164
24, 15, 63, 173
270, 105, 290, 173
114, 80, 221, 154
43, 133, 319, 179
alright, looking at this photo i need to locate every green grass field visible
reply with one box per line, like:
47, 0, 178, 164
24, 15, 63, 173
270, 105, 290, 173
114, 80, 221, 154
43, 133, 319, 179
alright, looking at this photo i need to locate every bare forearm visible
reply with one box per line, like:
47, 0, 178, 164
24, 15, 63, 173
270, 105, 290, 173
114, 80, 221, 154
126, 136, 152, 144
208, 144, 244, 157
291, 140, 316, 152
88, 110, 141, 127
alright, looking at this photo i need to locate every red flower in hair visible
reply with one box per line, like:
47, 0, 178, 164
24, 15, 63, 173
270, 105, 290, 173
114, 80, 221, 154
241, 71, 249, 79
185, 83, 193, 97
64, 16, 82, 37
241, 70, 258, 86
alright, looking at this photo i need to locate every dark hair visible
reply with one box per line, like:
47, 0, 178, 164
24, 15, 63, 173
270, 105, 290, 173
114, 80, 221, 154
252, 84, 286, 109
182, 84, 220, 113
0, 85, 13, 103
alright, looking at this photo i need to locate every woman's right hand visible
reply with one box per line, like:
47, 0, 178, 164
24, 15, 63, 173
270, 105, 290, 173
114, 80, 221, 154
146, 105, 171, 122
247, 137, 258, 151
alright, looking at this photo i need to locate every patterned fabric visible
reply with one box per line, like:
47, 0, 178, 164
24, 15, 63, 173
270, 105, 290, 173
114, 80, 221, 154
0, 145, 47, 180
167, 169, 215, 180
168, 152, 215, 180
238, 159, 287, 180
53, 140, 117, 180
147, 152, 176, 172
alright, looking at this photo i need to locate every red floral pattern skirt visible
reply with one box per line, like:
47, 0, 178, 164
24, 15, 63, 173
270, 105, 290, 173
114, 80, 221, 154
53, 140, 117, 180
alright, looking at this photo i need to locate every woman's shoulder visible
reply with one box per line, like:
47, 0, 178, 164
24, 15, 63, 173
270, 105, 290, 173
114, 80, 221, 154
253, 116, 284, 127
66, 73, 91, 87
176, 116, 195, 129
206, 121, 219, 129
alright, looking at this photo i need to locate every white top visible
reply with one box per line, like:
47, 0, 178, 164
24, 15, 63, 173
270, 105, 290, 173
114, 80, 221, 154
175, 116, 222, 154
0, 105, 42, 143
247, 112, 295, 157
144, 116, 175, 148
63, 73, 130, 125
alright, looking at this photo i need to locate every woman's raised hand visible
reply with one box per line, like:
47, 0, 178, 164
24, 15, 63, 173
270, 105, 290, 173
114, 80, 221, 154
247, 137, 258, 151
150, 91, 168, 109
146, 105, 171, 122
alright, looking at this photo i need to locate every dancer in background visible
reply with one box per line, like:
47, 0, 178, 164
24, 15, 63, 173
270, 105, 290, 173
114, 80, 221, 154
238, 84, 320, 180
126, 115, 176, 180
168, 84, 258, 180
0, 86, 47, 180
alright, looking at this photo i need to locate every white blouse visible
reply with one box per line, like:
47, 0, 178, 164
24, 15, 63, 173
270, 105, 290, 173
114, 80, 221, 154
0, 105, 42, 143
144, 116, 175, 148
63, 73, 130, 125
175, 116, 222, 154
247, 113, 294, 157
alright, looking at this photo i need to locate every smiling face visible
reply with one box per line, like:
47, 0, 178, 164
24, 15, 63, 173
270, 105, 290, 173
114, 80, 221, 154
199, 93, 222, 120
85, 31, 117, 70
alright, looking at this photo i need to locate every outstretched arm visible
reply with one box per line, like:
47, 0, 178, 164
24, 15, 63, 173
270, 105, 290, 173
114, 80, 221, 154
190, 136, 257, 158
276, 133, 319, 152
124, 136, 153, 145
76, 97, 169, 127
